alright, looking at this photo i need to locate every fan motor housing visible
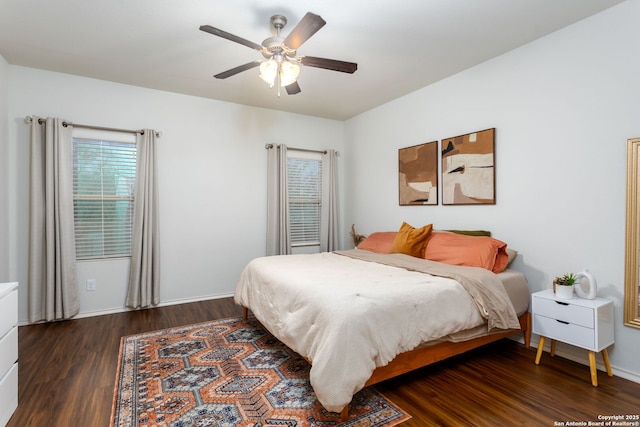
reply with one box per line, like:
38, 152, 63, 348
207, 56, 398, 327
261, 36, 295, 58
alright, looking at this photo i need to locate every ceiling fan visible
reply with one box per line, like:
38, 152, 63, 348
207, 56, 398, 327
199, 12, 358, 96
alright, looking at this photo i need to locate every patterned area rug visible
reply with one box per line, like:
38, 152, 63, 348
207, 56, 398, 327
111, 316, 410, 427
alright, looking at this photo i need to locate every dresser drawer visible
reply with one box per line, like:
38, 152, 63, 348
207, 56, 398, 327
0, 362, 18, 427
533, 296, 594, 328
533, 314, 595, 350
0, 289, 18, 338
0, 327, 17, 381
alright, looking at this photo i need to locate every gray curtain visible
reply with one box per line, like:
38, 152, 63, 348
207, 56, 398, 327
126, 129, 160, 309
320, 149, 339, 252
28, 117, 79, 322
266, 144, 291, 255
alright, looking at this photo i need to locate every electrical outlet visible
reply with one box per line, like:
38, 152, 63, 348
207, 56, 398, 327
86, 279, 96, 291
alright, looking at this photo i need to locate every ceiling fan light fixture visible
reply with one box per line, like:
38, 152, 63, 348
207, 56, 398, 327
259, 60, 278, 87
280, 61, 300, 86
259, 59, 300, 89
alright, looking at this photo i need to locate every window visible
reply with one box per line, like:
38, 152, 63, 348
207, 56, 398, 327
287, 152, 322, 246
72, 131, 137, 259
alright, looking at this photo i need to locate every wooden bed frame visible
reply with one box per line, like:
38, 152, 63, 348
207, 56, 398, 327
242, 307, 531, 420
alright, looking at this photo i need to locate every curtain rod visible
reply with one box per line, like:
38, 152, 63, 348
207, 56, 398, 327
265, 143, 339, 156
24, 116, 162, 137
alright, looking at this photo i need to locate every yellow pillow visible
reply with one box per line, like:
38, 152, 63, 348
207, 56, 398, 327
390, 222, 433, 257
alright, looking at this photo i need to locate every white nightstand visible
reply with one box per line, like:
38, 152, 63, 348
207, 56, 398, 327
532, 289, 614, 386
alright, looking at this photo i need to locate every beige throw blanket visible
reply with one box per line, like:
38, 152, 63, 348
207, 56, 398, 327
335, 250, 520, 331
235, 250, 520, 413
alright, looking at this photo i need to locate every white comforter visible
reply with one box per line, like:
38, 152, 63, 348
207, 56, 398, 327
234, 250, 516, 413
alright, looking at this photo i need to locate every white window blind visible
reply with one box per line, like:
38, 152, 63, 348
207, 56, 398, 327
287, 155, 322, 246
72, 137, 137, 259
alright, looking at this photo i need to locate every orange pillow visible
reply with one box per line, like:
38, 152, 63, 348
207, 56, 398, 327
390, 222, 433, 258
424, 231, 509, 273
357, 232, 397, 253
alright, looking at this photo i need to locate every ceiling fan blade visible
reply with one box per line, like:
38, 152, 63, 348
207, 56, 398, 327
283, 12, 326, 50
299, 56, 358, 74
214, 61, 261, 79
199, 25, 263, 51
285, 81, 301, 95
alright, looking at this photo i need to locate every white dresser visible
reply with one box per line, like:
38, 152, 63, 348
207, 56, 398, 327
532, 289, 614, 386
0, 282, 18, 427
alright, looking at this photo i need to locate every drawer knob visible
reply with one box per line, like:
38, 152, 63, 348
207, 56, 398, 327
555, 301, 569, 306
556, 319, 570, 325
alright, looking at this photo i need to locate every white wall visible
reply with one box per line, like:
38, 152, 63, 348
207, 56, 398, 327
7, 67, 346, 321
0, 54, 8, 282
344, 1, 640, 380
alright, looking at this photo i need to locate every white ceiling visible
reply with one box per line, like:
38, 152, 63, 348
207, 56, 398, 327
0, 0, 625, 120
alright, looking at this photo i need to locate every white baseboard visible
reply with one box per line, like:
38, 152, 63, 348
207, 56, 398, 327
18, 292, 236, 325
529, 336, 640, 385
155, 293, 235, 309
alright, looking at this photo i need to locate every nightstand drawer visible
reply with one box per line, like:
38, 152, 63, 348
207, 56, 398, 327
0, 362, 18, 427
0, 288, 18, 338
532, 296, 594, 328
0, 326, 17, 380
533, 314, 594, 349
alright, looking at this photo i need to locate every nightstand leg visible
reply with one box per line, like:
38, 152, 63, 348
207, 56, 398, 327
602, 349, 613, 377
550, 339, 556, 357
535, 336, 546, 365
588, 351, 598, 386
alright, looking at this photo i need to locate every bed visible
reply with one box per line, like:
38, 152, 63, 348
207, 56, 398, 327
234, 226, 531, 417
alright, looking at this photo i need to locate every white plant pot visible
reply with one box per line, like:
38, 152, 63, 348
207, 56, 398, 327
556, 285, 574, 300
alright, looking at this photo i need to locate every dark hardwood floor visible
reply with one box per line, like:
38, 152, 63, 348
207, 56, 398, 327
8, 298, 640, 427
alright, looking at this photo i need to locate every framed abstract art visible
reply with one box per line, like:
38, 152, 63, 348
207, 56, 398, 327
399, 141, 438, 205
441, 128, 495, 205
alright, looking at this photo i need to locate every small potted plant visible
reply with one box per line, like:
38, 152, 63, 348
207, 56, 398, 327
554, 273, 576, 299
